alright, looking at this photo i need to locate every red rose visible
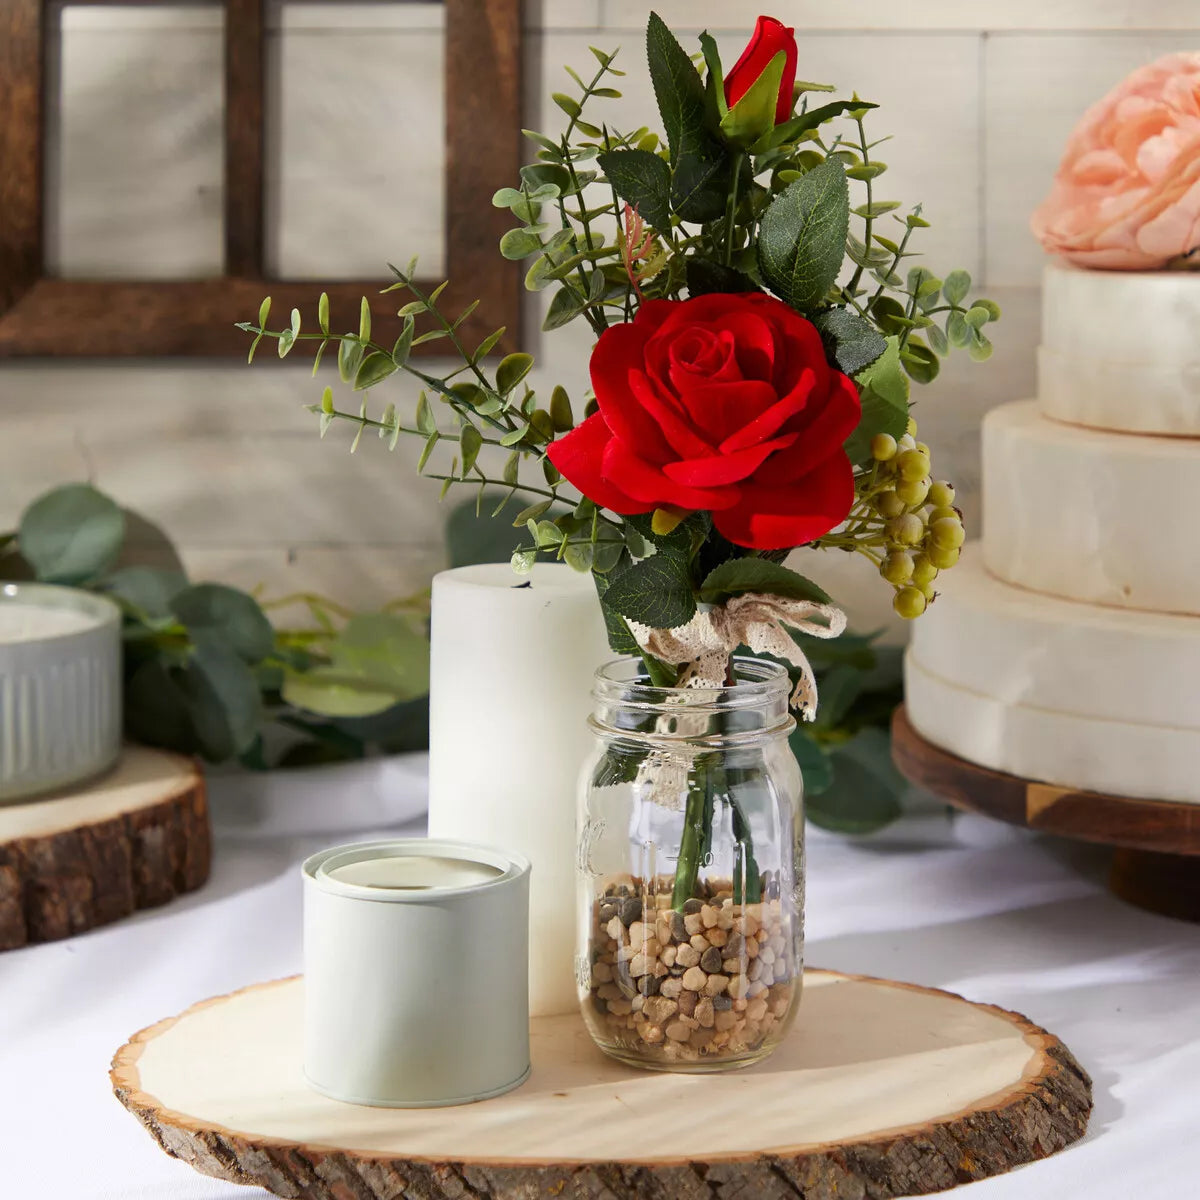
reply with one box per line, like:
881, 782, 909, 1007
546, 293, 860, 552
724, 16, 798, 127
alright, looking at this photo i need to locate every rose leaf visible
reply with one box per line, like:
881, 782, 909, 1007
686, 259, 760, 297
757, 157, 850, 312
812, 307, 887, 375
598, 149, 672, 232
600, 550, 697, 630
699, 558, 831, 607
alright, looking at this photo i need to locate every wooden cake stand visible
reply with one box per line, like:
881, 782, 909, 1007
0, 745, 209, 950
892, 705, 1200, 923
112, 970, 1091, 1199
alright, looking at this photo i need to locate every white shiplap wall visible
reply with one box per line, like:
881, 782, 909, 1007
3, 2, 1198, 629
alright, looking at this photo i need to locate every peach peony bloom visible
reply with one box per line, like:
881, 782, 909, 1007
1031, 52, 1200, 270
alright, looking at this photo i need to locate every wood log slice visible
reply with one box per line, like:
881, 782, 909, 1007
0, 746, 208, 949
111, 971, 1091, 1199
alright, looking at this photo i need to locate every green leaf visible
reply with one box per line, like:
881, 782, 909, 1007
812, 307, 887, 375
513, 499, 553, 526
943, 269, 971, 306
769, 100, 877, 148
699, 31, 726, 118
789, 728, 834, 796
719, 50, 786, 148
601, 550, 696, 629
337, 337, 364, 384
598, 148, 672, 231
103, 566, 187, 624
552, 91, 581, 119
699, 558, 831, 606
757, 158, 850, 312
928, 323, 949, 355
672, 145, 729, 223
123, 658, 196, 756
283, 614, 429, 718
593, 556, 642, 654
182, 634, 264, 760
257, 296, 271, 327
902, 337, 940, 383
968, 330, 994, 362
358, 296, 372, 343
645, 11, 728, 223
446, 493, 529, 567
543, 284, 586, 331
318, 292, 330, 334
686, 259, 759, 297
496, 352, 534, 395
459, 424, 483, 474
392, 316, 415, 367
19, 483, 125, 585
550, 385, 574, 431
353, 350, 397, 391
171, 583, 275, 663
646, 11, 705, 166
853, 200, 901, 219
843, 335, 909, 464
806, 728, 905, 834
499, 228, 544, 260
812, 663, 864, 729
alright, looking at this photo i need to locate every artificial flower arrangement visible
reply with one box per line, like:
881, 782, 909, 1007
240, 13, 998, 1065
242, 12, 996, 652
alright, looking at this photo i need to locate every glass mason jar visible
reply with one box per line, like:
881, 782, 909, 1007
577, 656, 803, 1072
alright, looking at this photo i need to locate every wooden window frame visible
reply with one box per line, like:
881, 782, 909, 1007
0, 0, 522, 357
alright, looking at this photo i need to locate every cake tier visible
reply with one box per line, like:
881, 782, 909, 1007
983, 401, 1200, 614
906, 550, 1200, 803
904, 654, 1200, 805
1038, 260, 1200, 435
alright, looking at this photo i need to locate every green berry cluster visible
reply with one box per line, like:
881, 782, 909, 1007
868, 417, 965, 619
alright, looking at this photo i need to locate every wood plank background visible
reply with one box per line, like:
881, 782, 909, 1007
2, 1, 1196, 626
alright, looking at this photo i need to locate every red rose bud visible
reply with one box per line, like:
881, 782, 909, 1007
546, 293, 859, 552
724, 16, 798, 127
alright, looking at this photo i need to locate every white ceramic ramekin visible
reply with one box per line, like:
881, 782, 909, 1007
0, 583, 122, 803
302, 838, 531, 1108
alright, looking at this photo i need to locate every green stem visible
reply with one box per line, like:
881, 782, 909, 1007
730, 789, 762, 906
421, 472, 558, 501
723, 154, 744, 268
845, 115, 874, 294
671, 762, 713, 911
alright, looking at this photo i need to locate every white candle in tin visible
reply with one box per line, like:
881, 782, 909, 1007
325, 855, 504, 891
427, 563, 612, 1017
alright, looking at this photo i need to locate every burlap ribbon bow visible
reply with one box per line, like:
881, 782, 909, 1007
627, 592, 848, 721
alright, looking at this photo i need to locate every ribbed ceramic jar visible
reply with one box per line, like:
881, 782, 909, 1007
578, 657, 804, 1072
0, 584, 122, 803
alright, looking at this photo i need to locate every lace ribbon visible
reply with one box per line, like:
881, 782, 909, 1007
627, 592, 848, 721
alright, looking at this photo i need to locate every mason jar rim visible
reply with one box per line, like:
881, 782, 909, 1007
592, 655, 791, 712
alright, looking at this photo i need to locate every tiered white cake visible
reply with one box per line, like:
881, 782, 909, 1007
906, 261, 1200, 805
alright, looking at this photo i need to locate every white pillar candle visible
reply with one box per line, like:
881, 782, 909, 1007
427, 562, 612, 1016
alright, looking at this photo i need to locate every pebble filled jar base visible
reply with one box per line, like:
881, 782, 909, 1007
583, 876, 801, 1070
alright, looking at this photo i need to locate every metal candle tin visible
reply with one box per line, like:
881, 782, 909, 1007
302, 838, 532, 1107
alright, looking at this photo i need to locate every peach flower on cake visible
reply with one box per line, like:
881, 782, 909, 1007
1031, 52, 1200, 270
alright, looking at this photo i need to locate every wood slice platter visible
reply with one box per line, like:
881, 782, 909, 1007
892, 705, 1200, 922
111, 971, 1091, 1199
0, 745, 209, 950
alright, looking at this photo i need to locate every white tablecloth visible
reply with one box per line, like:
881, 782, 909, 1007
1, 756, 1197, 1199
